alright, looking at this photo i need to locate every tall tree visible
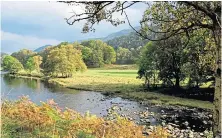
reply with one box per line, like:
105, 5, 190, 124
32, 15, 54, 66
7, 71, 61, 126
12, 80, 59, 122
138, 42, 158, 88
32, 55, 43, 72
25, 57, 35, 73
103, 45, 116, 64
156, 36, 188, 88
81, 40, 104, 67
116, 47, 132, 64
81, 40, 116, 67
45, 45, 86, 77
2, 55, 24, 74
38, 46, 54, 69
183, 29, 216, 87
11, 49, 35, 66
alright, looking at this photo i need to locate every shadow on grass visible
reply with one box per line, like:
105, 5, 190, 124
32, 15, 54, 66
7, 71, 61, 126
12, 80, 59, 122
98, 71, 136, 75
149, 87, 214, 102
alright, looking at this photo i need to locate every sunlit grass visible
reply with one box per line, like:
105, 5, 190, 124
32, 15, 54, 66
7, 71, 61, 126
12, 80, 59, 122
49, 68, 213, 110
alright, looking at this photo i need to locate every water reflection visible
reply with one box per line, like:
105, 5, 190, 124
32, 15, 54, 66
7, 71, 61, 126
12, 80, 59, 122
1, 74, 145, 118
3, 75, 23, 87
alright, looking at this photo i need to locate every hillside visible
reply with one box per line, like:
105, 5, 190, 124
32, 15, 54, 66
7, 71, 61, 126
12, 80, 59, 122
107, 32, 148, 49
102, 27, 139, 41
34, 45, 52, 52
34, 27, 141, 52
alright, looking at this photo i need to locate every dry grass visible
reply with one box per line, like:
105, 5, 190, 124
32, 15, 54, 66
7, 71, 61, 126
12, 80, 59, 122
1, 97, 169, 138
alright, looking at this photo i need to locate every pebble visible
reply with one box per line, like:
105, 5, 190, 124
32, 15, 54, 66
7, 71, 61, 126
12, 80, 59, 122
167, 125, 173, 130
203, 120, 207, 124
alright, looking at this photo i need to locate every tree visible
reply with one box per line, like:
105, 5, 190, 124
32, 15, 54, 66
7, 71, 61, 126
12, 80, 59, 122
116, 47, 132, 64
25, 57, 35, 73
140, 3, 221, 134
38, 46, 54, 69
156, 36, 188, 88
138, 36, 188, 89
45, 45, 86, 77
81, 40, 116, 67
81, 46, 93, 62
103, 45, 116, 64
2, 55, 24, 74
32, 55, 43, 72
62, 1, 221, 136
138, 42, 158, 88
183, 29, 216, 87
81, 40, 104, 67
11, 49, 35, 66
130, 46, 143, 64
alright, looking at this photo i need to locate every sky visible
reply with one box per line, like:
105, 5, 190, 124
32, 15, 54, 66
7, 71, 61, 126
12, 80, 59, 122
1, 1, 147, 54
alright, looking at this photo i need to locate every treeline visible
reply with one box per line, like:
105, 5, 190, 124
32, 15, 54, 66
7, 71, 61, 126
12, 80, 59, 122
107, 32, 148, 64
137, 29, 216, 89
2, 40, 121, 77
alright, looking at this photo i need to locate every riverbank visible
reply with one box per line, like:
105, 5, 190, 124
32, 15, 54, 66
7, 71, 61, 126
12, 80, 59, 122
4, 68, 214, 110
48, 69, 214, 110
2, 71, 214, 137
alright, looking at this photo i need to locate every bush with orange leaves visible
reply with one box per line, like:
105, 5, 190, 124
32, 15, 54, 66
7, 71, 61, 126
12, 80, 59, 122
1, 96, 170, 138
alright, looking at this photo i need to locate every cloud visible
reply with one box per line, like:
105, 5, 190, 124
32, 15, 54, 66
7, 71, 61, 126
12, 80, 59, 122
1, 31, 62, 54
1, 1, 86, 28
1, 2, 148, 53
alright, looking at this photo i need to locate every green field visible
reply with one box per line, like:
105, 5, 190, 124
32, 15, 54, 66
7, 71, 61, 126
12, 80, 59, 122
49, 66, 213, 110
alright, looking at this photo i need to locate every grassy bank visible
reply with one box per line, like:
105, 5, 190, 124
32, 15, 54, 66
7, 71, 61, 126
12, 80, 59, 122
49, 68, 214, 110
15, 69, 44, 78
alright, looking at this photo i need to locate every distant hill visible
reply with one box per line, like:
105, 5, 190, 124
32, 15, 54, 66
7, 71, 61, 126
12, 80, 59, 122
107, 32, 148, 49
102, 27, 140, 41
34, 27, 141, 52
34, 45, 52, 52
0, 52, 8, 57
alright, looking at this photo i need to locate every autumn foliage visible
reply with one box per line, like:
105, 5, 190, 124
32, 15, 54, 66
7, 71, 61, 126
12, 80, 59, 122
1, 97, 169, 138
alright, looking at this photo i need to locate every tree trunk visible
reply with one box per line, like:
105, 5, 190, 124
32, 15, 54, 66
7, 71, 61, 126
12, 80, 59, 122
175, 74, 180, 88
147, 79, 150, 89
145, 74, 149, 88
213, 25, 221, 137
153, 72, 156, 88
196, 80, 199, 88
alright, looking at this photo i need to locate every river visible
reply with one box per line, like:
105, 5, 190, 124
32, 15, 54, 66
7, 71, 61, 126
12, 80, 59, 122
1, 74, 160, 124
1, 74, 212, 133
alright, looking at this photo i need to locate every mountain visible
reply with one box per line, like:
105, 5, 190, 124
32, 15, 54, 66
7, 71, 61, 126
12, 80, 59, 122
102, 27, 140, 41
34, 45, 51, 52
34, 27, 141, 52
75, 27, 140, 42
0, 52, 8, 57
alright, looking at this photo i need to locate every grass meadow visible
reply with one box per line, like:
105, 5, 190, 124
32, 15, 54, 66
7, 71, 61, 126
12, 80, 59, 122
49, 66, 213, 110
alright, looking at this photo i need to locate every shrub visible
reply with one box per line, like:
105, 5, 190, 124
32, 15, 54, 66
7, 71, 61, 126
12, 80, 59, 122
1, 97, 147, 138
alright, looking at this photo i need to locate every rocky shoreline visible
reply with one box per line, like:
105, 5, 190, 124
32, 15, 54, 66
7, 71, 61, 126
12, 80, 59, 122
106, 102, 213, 138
